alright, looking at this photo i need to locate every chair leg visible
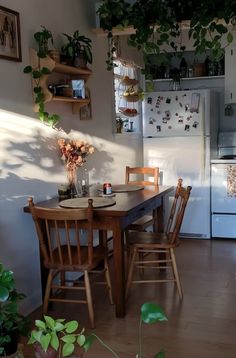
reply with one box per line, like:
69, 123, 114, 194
43, 269, 54, 314
126, 246, 137, 299
84, 270, 95, 329
170, 248, 183, 300
104, 258, 114, 304
60, 271, 65, 286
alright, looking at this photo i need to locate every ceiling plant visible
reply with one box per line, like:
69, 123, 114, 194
97, 0, 236, 74
23, 26, 60, 127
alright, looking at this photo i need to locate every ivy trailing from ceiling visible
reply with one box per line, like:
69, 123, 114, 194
97, 0, 236, 73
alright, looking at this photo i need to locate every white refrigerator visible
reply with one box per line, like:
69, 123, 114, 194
142, 89, 219, 239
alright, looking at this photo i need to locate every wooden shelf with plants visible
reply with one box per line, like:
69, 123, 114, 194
29, 48, 92, 114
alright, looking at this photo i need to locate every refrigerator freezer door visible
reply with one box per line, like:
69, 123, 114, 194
142, 90, 206, 137
143, 136, 210, 238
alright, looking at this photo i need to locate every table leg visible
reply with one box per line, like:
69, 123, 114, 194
154, 196, 164, 232
112, 219, 126, 318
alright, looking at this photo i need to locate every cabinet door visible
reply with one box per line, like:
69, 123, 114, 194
225, 45, 236, 103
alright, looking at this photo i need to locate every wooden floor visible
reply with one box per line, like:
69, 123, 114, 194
23, 239, 236, 357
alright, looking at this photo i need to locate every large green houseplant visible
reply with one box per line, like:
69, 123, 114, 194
97, 0, 235, 72
61, 30, 92, 67
0, 263, 29, 357
28, 303, 167, 357
23, 26, 60, 127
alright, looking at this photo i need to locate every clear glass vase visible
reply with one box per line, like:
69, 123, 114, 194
66, 166, 77, 198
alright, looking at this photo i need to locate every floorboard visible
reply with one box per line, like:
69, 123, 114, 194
22, 239, 236, 357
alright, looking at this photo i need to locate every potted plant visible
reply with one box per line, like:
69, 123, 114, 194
28, 303, 167, 357
97, 0, 235, 73
0, 263, 29, 357
23, 26, 60, 127
61, 30, 92, 68
28, 315, 118, 358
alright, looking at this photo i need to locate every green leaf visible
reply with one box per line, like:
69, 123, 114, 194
32, 70, 41, 79
41, 67, 51, 75
41, 333, 51, 352
227, 32, 234, 44
23, 65, 33, 73
54, 321, 65, 332
0, 286, 9, 302
33, 86, 42, 94
77, 334, 86, 347
141, 303, 168, 324
154, 350, 165, 358
61, 335, 76, 344
35, 320, 46, 330
62, 342, 74, 357
64, 320, 78, 333
83, 335, 95, 352
50, 332, 59, 351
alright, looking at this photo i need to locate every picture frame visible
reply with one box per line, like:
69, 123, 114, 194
0, 6, 22, 62
80, 102, 92, 120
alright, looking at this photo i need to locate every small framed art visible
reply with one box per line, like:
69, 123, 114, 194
0, 6, 22, 62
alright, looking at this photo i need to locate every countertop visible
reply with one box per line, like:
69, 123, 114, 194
211, 159, 236, 164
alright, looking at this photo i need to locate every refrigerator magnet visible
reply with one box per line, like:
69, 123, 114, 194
185, 124, 190, 131
165, 110, 171, 118
192, 121, 199, 128
162, 118, 168, 123
185, 104, 190, 111
147, 97, 152, 104
166, 97, 171, 104
178, 119, 183, 123
190, 93, 200, 113
156, 125, 161, 132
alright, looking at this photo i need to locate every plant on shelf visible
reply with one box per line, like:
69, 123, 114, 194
97, 0, 235, 74
0, 263, 29, 357
61, 30, 92, 68
23, 26, 60, 127
28, 303, 167, 357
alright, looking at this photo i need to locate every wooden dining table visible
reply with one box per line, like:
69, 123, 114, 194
24, 185, 174, 318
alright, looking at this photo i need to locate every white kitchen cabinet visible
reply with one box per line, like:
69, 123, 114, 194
225, 45, 236, 104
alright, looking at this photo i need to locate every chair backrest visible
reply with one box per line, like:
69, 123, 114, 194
166, 178, 192, 244
28, 197, 95, 269
125, 166, 159, 188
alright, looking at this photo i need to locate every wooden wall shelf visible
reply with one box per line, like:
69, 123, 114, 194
29, 48, 92, 115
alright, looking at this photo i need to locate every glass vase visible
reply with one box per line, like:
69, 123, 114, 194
66, 166, 77, 198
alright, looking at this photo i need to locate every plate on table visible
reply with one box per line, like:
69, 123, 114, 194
59, 197, 116, 208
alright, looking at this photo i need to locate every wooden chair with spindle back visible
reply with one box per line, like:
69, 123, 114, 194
28, 197, 113, 329
125, 166, 159, 231
125, 178, 192, 300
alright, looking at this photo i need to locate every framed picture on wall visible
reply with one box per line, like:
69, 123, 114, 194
0, 6, 22, 62
80, 102, 92, 120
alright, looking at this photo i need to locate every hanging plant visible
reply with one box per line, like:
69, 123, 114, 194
23, 26, 60, 127
97, 0, 236, 73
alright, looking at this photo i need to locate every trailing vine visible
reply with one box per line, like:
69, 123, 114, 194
23, 26, 60, 127
97, 0, 236, 73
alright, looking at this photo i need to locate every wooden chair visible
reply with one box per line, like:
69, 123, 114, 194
125, 166, 159, 231
125, 179, 192, 300
28, 197, 113, 329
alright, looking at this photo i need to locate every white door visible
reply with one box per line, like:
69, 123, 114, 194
143, 136, 210, 238
211, 163, 236, 213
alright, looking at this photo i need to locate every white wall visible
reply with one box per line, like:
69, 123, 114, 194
0, 0, 143, 314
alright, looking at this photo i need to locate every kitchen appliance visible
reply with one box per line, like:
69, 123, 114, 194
211, 131, 236, 238
142, 89, 219, 239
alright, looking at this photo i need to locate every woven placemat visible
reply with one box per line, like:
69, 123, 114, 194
59, 197, 116, 208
